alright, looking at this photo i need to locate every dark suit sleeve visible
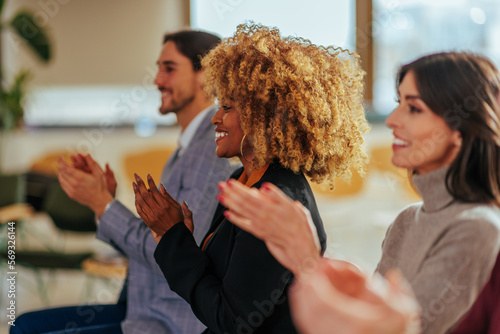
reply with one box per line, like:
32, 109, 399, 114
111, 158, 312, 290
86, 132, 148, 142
154, 221, 291, 333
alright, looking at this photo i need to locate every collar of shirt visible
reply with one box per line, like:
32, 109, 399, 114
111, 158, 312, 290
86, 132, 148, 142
177, 105, 214, 157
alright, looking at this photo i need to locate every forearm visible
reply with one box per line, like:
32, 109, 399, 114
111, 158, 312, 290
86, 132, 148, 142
97, 200, 164, 276
155, 223, 293, 333
175, 185, 219, 245
92, 192, 114, 218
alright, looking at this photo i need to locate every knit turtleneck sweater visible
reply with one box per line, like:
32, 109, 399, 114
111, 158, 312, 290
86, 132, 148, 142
376, 166, 500, 334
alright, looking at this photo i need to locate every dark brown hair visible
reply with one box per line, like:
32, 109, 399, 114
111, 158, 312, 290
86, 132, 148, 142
397, 52, 500, 206
163, 30, 221, 71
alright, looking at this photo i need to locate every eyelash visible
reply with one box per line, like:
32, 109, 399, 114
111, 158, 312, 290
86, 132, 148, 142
222, 105, 231, 112
395, 97, 421, 113
409, 105, 421, 113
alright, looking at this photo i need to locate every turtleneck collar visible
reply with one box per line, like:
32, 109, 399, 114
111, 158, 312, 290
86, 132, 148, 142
412, 166, 455, 212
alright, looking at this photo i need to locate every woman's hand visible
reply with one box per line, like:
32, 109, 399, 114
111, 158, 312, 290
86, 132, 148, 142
218, 180, 321, 277
290, 259, 421, 334
133, 173, 190, 242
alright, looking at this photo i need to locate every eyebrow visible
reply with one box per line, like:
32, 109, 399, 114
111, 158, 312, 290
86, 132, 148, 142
405, 95, 422, 101
156, 60, 177, 66
397, 91, 422, 101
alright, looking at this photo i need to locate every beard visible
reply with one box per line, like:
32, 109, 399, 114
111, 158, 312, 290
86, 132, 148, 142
158, 94, 195, 115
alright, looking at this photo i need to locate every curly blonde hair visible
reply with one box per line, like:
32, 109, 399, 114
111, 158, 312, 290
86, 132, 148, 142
201, 23, 369, 185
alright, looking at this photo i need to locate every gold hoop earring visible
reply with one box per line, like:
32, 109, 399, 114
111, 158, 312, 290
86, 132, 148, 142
240, 134, 251, 163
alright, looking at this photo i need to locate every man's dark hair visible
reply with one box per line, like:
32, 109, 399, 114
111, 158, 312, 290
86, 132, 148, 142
163, 30, 221, 71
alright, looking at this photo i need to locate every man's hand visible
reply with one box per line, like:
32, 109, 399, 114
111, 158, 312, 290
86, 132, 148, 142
71, 153, 117, 197
58, 155, 114, 217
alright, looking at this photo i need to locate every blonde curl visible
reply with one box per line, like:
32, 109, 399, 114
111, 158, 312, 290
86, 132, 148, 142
201, 23, 369, 186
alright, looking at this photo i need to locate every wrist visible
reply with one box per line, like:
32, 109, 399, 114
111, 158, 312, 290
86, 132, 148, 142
295, 252, 321, 279
153, 220, 182, 238
94, 193, 114, 218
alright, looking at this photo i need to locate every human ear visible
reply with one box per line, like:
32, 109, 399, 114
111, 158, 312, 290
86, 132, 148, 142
452, 130, 463, 148
195, 70, 205, 89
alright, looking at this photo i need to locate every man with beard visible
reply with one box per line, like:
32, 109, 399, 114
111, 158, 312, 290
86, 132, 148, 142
12, 30, 235, 334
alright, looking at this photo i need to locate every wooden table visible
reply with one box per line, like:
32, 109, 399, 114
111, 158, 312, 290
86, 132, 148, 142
0, 203, 34, 224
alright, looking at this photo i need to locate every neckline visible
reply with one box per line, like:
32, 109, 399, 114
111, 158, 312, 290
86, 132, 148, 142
412, 166, 455, 212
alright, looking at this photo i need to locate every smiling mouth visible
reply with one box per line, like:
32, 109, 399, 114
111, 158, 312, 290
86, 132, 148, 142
393, 138, 410, 147
215, 131, 228, 142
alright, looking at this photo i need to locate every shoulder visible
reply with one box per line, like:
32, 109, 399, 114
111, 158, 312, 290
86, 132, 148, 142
450, 203, 500, 240
431, 202, 500, 242
182, 131, 231, 170
259, 165, 313, 204
258, 164, 308, 190
455, 203, 500, 225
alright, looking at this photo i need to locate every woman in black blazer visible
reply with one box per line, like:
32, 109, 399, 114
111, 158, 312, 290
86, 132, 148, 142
133, 23, 368, 334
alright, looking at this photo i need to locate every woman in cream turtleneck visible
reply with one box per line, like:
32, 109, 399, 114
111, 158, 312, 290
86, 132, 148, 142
217, 52, 500, 334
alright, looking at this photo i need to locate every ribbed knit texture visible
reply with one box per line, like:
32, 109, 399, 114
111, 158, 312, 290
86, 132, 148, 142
377, 166, 500, 334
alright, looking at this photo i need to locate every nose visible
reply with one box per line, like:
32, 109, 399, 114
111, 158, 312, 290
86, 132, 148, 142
385, 106, 400, 129
211, 106, 223, 125
154, 71, 163, 87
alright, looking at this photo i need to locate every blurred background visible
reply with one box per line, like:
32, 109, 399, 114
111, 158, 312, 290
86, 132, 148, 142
1, 0, 499, 332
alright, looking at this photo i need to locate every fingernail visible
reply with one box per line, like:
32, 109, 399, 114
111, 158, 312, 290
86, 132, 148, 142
134, 173, 140, 182
183, 200, 189, 207
147, 174, 152, 181
262, 183, 271, 191
217, 194, 225, 204
132, 182, 137, 191
227, 179, 234, 187
223, 210, 230, 218
217, 182, 224, 191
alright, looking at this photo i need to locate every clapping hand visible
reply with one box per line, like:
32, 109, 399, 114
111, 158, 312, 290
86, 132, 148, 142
218, 180, 321, 277
71, 153, 117, 198
133, 173, 194, 243
58, 154, 113, 217
290, 259, 420, 334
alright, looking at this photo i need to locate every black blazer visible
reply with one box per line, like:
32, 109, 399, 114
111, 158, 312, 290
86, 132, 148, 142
154, 163, 326, 334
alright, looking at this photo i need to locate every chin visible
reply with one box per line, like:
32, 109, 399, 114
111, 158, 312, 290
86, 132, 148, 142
391, 156, 410, 170
215, 150, 238, 160
214, 149, 225, 158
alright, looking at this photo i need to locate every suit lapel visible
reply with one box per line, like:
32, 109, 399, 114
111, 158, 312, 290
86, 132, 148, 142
159, 106, 218, 200
190, 105, 218, 144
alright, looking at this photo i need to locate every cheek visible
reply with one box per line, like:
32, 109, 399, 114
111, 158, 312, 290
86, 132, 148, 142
411, 129, 457, 165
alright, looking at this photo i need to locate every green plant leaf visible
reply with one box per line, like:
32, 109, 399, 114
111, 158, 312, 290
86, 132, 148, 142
10, 11, 51, 62
0, 71, 30, 130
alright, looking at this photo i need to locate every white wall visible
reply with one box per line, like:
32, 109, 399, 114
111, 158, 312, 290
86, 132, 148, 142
3, 0, 188, 87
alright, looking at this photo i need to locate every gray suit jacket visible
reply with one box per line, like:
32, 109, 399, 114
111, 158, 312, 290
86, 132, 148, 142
97, 106, 237, 334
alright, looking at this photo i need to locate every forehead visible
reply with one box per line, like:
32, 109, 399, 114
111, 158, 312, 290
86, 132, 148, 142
157, 41, 192, 67
399, 71, 419, 94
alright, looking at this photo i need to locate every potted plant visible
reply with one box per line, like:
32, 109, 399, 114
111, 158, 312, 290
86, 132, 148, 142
0, 0, 51, 170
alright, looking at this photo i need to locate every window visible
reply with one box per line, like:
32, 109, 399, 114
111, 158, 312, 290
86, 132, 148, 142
191, 0, 356, 49
372, 0, 500, 114
12, 0, 177, 130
